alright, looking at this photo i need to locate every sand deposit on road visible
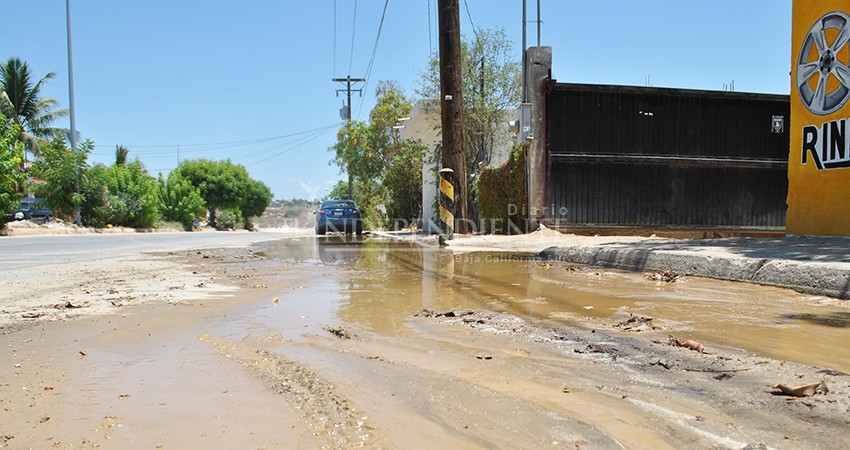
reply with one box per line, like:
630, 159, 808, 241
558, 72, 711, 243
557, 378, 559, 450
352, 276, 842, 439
2, 236, 849, 449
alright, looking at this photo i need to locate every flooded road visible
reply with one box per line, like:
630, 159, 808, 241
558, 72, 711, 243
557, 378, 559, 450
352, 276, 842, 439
252, 236, 850, 374
5, 234, 849, 449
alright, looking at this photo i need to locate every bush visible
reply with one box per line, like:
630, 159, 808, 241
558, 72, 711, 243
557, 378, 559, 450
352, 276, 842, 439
476, 144, 528, 234
158, 173, 206, 231
215, 209, 242, 230
1, 114, 26, 229
78, 161, 158, 228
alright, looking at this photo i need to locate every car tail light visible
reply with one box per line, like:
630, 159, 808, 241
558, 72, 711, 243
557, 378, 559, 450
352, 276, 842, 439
318, 210, 326, 215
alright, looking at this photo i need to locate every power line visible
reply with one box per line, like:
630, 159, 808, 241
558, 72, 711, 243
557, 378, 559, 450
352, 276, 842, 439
92, 124, 339, 152
354, 0, 391, 120
348, 0, 358, 76
462, 0, 479, 42
427, 0, 433, 54
245, 127, 337, 168
333, 0, 337, 76
245, 127, 337, 167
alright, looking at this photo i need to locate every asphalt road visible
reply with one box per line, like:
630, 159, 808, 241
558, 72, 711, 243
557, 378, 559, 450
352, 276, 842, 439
0, 230, 298, 272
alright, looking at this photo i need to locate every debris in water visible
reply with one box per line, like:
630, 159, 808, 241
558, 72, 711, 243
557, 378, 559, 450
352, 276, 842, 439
771, 381, 828, 397
273, 297, 279, 305
615, 314, 658, 332
416, 309, 474, 318
668, 334, 705, 354
324, 326, 353, 340
645, 270, 681, 282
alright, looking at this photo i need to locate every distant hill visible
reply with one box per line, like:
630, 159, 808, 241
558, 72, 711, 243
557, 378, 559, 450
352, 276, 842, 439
254, 199, 317, 229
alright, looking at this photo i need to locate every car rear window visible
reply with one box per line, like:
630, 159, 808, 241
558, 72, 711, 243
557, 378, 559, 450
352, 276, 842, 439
323, 201, 357, 209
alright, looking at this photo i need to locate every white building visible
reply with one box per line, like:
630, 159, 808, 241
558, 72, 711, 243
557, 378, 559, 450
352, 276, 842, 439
399, 100, 518, 233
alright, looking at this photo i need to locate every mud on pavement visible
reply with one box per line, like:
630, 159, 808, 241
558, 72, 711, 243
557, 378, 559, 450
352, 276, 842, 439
2, 236, 850, 449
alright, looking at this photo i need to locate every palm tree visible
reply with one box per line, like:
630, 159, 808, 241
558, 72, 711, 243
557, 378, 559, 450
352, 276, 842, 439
0, 57, 68, 157
115, 145, 129, 166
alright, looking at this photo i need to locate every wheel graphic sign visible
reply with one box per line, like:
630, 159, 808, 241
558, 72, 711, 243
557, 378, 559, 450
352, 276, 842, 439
797, 11, 850, 115
788, 2, 850, 238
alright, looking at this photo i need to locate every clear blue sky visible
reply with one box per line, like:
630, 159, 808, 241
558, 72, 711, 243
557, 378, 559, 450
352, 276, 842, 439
2, 1, 792, 201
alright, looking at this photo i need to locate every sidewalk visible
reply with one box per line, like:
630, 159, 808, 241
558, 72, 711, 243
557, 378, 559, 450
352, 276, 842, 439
374, 229, 850, 299
536, 235, 850, 300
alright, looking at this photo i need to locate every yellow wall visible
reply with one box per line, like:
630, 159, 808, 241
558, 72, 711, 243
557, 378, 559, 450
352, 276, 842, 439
787, 1, 850, 236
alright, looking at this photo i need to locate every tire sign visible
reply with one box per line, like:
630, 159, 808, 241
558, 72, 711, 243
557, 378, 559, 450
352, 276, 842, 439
788, 1, 850, 236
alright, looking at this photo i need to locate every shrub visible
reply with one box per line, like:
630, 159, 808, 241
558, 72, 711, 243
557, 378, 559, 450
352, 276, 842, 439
476, 144, 528, 234
215, 209, 242, 230
157, 172, 206, 231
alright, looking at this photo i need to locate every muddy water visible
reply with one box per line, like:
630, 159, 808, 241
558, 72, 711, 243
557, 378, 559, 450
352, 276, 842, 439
255, 236, 850, 374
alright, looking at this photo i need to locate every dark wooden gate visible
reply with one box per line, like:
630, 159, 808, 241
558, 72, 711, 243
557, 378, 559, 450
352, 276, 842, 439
545, 83, 790, 231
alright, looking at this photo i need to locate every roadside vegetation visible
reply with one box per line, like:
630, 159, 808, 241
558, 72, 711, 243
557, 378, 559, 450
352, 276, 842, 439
1, 56, 271, 232
5, 26, 523, 234
330, 27, 522, 231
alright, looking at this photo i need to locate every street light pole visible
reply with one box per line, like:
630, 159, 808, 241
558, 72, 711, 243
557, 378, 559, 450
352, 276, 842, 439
66, 0, 81, 226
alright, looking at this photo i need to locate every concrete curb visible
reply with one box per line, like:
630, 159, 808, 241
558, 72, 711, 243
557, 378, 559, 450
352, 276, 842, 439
539, 245, 850, 300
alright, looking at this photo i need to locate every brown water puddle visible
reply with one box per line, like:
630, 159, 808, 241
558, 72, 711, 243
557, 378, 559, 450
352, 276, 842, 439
10, 237, 847, 449
255, 236, 850, 374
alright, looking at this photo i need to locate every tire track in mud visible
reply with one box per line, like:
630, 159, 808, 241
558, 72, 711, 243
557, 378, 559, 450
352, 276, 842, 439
202, 334, 381, 449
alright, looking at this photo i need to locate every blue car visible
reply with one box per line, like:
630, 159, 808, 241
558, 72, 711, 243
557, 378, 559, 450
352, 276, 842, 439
316, 199, 363, 236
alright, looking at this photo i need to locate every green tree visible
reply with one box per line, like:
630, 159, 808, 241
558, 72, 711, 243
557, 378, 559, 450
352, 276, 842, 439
157, 172, 206, 231
115, 145, 129, 166
1, 113, 27, 227
175, 159, 251, 228
416, 28, 521, 173
31, 138, 91, 220
367, 81, 424, 226
329, 81, 424, 228
0, 57, 68, 156
240, 179, 272, 231
98, 160, 159, 228
332, 120, 379, 186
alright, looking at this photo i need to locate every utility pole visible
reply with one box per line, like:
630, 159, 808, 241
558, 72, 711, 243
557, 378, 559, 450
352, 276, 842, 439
521, 0, 527, 103
333, 76, 365, 200
438, 0, 468, 234
66, 0, 81, 226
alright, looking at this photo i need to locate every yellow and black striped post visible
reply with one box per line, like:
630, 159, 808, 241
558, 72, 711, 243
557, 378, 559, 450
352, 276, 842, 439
439, 168, 455, 238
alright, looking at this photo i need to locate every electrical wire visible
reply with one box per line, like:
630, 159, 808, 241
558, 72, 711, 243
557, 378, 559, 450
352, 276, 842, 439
427, 0, 432, 54
333, 0, 337, 77
348, 0, 358, 76
245, 126, 337, 168
91, 123, 340, 156
354, 0, 390, 120
463, 0, 479, 42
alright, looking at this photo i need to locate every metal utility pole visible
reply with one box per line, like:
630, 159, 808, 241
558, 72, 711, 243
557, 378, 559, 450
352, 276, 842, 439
66, 0, 81, 226
522, 0, 527, 103
438, 0, 469, 233
332, 75, 365, 200
537, 0, 541, 47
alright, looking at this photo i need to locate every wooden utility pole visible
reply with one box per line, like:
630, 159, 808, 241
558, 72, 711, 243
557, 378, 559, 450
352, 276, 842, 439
333, 76, 365, 199
438, 0, 469, 233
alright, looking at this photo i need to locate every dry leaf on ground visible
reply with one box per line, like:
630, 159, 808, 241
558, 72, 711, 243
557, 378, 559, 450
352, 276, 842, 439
771, 381, 828, 397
